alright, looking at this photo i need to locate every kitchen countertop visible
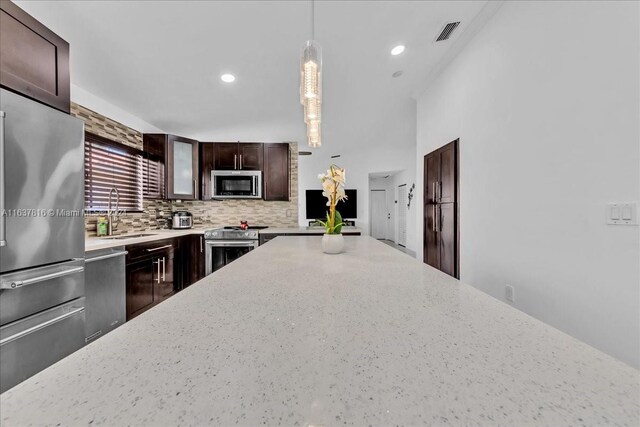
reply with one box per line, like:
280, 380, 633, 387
12, 236, 637, 426
85, 228, 207, 252
258, 226, 362, 234
84, 227, 362, 252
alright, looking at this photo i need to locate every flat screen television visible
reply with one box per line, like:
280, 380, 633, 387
306, 189, 357, 219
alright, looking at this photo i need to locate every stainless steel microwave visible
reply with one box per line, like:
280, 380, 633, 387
211, 170, 262, 199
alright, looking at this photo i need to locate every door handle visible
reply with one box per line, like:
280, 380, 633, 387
438, 181, 442, 201
162, 257, 166, 281
432, 182, 436, 203
234, 154, 237, 170
200, 236, 203, 253
0, 110, 6, 247
239, 154, 243, 170
432, 205, 437, 232
154, 259, 160, 283
193, 179, 197, 197
0, 265, 84, 290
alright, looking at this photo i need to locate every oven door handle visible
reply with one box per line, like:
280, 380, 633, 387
205, 241, 257, 247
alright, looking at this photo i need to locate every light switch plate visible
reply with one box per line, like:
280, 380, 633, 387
607, 202, 638, 225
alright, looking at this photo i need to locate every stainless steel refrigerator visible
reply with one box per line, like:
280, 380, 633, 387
0, 89, 86, 393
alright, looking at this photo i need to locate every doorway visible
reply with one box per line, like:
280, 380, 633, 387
370, 189, 388, 239
423, 139, 459, 278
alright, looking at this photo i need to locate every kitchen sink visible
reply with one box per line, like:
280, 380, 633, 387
101, 234, 157, 240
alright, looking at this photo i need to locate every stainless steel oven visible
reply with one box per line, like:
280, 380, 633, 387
204, 228, 259, 275
211, 170, 262, 199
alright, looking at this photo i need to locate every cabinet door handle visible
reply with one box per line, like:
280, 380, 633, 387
432, 205, 437, 232
162, 257, 166, 281
234, 154, 237, 170
200, 236, 203, 253
240, 154, 243, 170
432, 182, 436, 203
155, 260, 161, 283
193, 179, 196, 197
0, 110, 6, 247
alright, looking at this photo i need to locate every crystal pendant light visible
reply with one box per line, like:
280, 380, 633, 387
300, 0, 322, 147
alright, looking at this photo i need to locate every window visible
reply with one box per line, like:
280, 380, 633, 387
142, 155, 165, 200
84, 133, 144, 212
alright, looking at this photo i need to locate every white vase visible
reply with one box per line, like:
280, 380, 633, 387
322, 233, 344, 254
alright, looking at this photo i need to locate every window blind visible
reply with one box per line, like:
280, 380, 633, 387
142, 155, 165, 200
84, 133, 144, 212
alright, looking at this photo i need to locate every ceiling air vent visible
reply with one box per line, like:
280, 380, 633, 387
435, 21, 460, 42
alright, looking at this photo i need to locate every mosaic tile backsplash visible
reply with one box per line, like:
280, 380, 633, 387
72, 103, 299, 236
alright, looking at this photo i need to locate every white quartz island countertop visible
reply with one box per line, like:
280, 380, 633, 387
2, 237, 639, 426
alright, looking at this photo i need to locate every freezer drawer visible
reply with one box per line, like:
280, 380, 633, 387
0, 297, 86, 393
0, 259, 85, 326
85, 248, 126, 343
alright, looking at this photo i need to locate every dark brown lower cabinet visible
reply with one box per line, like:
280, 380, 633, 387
184, 234, 206, 287
424, 139, 459, 278
125, 239, 179, 320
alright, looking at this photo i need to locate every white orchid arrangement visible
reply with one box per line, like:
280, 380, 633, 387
317, 165, 348, 234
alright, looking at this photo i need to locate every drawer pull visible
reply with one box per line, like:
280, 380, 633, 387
0, 266, 84, 290
0, 307, 85, 346
145, 244, 172, 252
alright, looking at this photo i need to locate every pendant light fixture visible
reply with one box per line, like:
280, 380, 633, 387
300, 0, 322, 148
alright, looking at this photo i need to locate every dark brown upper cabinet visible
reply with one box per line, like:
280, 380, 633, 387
200, 143, 215, 200
0, 1, 70, 113
263, 143, 290, 201
213, 142, 263, 171
143, 134, 199, 200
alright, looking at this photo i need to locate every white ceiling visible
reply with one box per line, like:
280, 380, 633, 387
16, 1, 488, 147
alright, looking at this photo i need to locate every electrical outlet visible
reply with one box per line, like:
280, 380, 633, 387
505, 285, 514, 303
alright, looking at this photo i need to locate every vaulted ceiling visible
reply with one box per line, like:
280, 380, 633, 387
16, 1, 488, 149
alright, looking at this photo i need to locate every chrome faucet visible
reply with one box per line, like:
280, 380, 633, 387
107, 187, 120, 235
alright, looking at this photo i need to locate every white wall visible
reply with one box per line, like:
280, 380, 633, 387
416, 1, 640, 368
298, 98, 418, 254
71, 84, 164, 134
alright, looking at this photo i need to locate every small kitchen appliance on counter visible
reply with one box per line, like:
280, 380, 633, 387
171, 211, 193, 229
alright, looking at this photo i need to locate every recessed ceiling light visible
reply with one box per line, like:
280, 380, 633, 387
390, 45, 405, 56
221, 74, 235, 83
392, 70, 403, 78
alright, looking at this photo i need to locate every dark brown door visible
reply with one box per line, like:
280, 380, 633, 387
263, 143, 290, 201
189, 234, 206, 285
126, 260, 155, 320
424, 152, 439, 204
239, 143, 263, 170
214, 143, 239, 170
438, 203, 456, 276
155, 249, 176, 303
438, 143, 456, 204
200, 143, 215, 200
0, 1, 70, 113
424, 203, 439, 269
423, 139, 459, 278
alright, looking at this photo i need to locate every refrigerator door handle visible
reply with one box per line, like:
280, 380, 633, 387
0, 266, 84, 290
0, 110, 5, 247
